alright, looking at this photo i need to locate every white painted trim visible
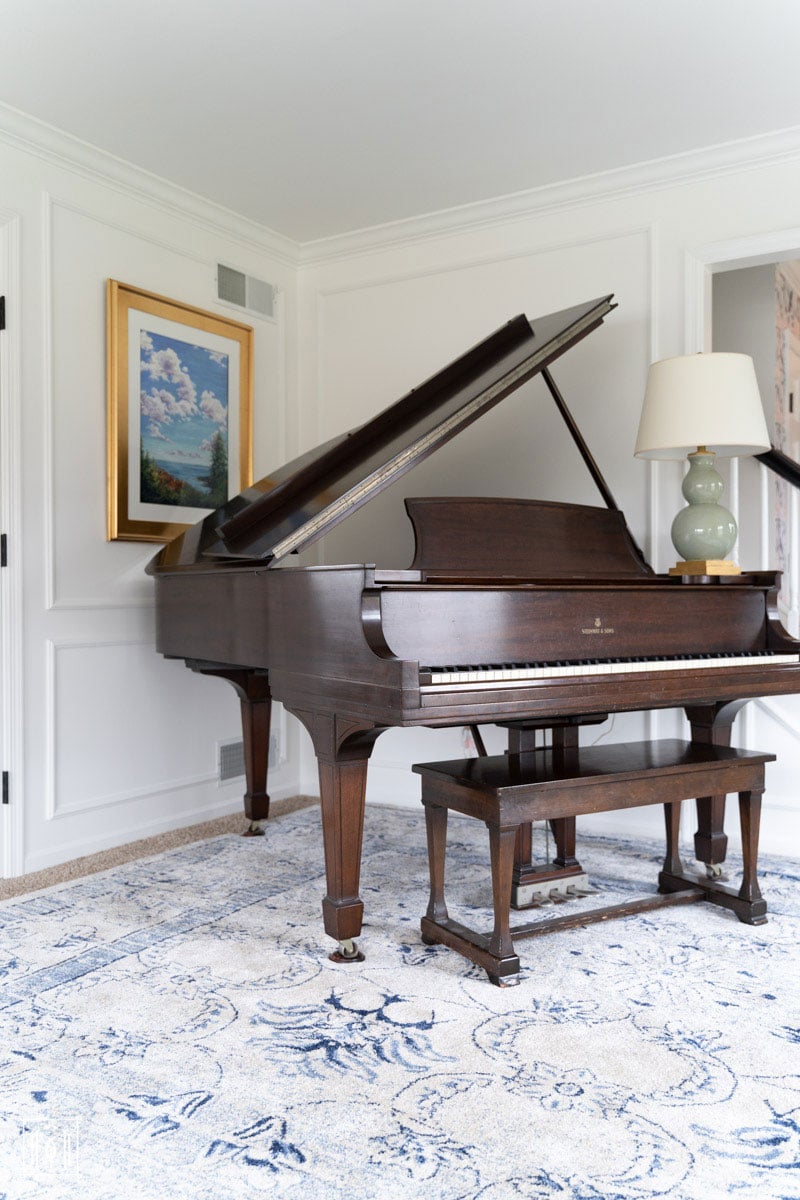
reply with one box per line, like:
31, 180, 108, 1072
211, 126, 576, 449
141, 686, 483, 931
42, 192, 56, 612
22, 797, 235, 875
301, 126, 800, 264
49, 597, 155, 611
21, 783, 300, 875
730, 457, 741, 561
44, 636, 213, 819
54, 769, 221, 819
0, 212, 24, 877
691, 227, 800, 274
312, 222, 656, 300
0, 101, 299, 266
5, 96, 800, 276
760, 463, 771, 570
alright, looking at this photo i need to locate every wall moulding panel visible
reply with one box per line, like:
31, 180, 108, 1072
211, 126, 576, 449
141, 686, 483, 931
45, 637, 242, 821
311, 221, 657, 303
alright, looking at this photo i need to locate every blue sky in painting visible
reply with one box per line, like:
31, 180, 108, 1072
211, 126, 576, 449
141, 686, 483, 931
139, 329, 229, 481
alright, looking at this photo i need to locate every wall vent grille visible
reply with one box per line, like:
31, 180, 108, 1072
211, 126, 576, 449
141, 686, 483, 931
218, 734, 282, 784
217, 265, 275, 318
218, 739, 246, 783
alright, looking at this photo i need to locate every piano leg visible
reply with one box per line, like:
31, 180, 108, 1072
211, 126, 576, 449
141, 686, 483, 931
686, 700, 749, 875
289, 708, 383, 960
194, 666, 272, 832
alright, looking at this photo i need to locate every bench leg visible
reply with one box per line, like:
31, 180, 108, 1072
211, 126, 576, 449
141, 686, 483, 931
662, 800, 684, 876
423, 801, 449, 927
658, 800, 700, 896
737, 789, 765, 915
660, 780, 768, 926
487, 823, 521, 986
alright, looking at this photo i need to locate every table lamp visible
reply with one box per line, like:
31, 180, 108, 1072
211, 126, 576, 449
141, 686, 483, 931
634, 353, 770, 576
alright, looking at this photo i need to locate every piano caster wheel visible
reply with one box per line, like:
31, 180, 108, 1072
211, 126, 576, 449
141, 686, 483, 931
329, 938, 365, 964
705, 862, 724, 880
242, 820, 265, 838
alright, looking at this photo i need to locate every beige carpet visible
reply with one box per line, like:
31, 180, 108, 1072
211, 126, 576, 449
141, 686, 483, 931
0, 794, 317, 901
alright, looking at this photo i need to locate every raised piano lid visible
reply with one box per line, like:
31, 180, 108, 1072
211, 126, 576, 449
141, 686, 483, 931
148, 295, 616, 573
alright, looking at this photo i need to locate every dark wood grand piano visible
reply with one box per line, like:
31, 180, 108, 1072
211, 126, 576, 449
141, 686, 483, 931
148, 296, 800, 959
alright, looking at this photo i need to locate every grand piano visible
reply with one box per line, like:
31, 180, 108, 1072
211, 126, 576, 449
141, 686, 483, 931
148, 296, 800, 960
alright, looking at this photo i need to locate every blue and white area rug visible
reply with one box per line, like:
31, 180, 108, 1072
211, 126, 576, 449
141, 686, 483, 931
0, 804, 799, 1200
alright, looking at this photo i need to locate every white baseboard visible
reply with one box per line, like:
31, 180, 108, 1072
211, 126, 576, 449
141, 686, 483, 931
20, 781, 300, 876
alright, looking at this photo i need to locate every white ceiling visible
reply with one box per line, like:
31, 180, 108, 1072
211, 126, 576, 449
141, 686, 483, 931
2, 0, 800, 244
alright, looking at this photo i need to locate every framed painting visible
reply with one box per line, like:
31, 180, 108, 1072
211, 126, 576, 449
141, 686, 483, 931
106, 280, 254, 542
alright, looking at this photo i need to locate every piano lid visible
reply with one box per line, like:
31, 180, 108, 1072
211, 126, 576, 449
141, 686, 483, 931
149, 295, 615, 572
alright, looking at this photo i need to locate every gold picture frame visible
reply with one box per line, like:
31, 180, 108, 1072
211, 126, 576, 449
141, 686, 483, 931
106, 280, 254, 542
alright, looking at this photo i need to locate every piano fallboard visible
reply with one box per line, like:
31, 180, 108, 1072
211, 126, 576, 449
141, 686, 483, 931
152, 561, 800, 731
375, 581, 770, 665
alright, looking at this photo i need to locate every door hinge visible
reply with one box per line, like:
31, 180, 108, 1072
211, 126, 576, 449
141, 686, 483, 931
0, 297, 5, 331
0, 534, 6, 567
2, 772, 8, 804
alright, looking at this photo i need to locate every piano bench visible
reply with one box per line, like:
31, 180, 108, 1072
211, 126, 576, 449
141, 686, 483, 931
413, 738, 775, 986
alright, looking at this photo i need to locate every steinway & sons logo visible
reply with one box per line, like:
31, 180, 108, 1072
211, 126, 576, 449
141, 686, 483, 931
581, 616, 615, 635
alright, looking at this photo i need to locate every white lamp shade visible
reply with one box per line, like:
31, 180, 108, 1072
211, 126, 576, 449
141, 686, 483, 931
634, 352, 770, 460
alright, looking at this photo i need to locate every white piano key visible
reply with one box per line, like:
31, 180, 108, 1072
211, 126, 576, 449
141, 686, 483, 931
420, 652, 800, 693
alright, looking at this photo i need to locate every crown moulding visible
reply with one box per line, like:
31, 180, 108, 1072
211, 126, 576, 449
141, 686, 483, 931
2, 100, 800, 269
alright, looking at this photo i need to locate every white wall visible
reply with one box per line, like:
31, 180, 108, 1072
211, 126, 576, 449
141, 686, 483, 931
298, 149, 800, 857
0, 110, 301, 875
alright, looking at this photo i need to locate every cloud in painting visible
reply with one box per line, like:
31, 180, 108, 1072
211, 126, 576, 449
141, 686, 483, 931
199, 390, 227, 427
140, 344, 199, 418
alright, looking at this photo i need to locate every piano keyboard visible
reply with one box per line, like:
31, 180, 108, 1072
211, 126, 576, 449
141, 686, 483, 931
419, 651, 800, 692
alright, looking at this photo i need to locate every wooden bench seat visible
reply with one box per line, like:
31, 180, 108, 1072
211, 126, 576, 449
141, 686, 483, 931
413, 738, 775, 986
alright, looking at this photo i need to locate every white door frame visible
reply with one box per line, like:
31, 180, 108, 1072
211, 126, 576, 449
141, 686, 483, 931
0, 211, 24, 877
685, 226, 800, 349
685, 225, 800, 752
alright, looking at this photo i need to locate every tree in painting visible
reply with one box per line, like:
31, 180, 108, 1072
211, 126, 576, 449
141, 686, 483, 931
139, 329, 231, 508
198, 430, 229, 508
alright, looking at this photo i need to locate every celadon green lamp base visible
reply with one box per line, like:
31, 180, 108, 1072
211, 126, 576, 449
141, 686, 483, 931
670, 450, 738, 566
